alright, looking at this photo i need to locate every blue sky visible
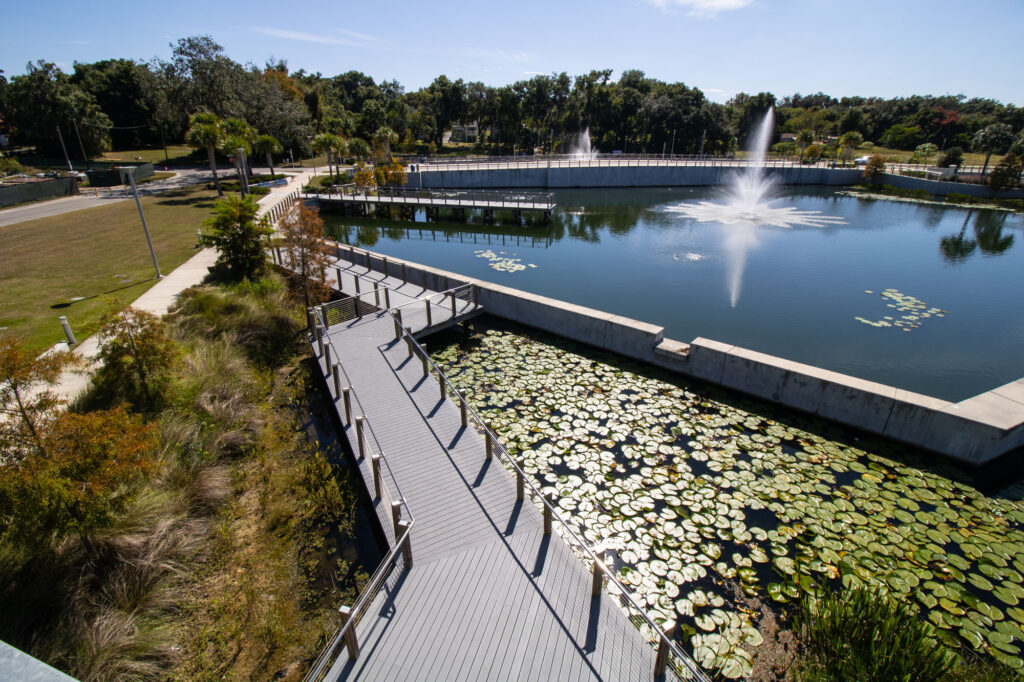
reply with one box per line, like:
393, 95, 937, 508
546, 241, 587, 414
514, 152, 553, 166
3, 0, 1022, 105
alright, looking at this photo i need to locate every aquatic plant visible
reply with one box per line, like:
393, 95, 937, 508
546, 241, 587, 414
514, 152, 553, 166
431, 325, 1024, 678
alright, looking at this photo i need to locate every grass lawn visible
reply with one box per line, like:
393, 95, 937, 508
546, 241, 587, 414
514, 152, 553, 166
98, 144, 197, 167
0, 185, 219, 353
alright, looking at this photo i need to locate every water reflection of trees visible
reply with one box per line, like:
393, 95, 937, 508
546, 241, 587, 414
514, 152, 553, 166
940, 210, 1014, 263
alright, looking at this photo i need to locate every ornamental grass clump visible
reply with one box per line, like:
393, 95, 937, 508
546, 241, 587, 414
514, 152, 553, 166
795, 585, 956, 682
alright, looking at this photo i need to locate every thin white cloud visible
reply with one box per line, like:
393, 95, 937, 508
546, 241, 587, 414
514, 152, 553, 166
648, 0, 754, 17
250, 27, 381, 47
522, 71, 547, 76
335, 28, 382, 43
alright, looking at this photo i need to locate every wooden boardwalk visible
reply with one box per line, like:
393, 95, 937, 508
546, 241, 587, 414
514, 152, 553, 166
309, 257, 699, 681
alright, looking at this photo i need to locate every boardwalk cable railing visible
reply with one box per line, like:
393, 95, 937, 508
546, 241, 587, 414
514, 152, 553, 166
388, 318, 710, 682
303, 312, 416, 682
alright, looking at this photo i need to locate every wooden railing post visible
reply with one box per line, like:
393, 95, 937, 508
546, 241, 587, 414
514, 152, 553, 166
339, 605, 360, 660
355, 416, 367, 460
543, 492, 555, 535
342, 387, 353, 426
591, 548, 605, 597
384, 288, 391, 309
354, 274, 361, 294
316, 326, 324, 357
460, 401, 467, 428
382, 256, 389, 278
405, 331, 414, 359
374, 281, 381, 306
485, 430, 493, 460
335, 266, 342, 289
515, 457, 525, 501
324, 342, 331, 369
401, 261, 407, 283
425, 298, 432, 326
393, 311, 403, 340
437, 367, 445, 401
371, 454, 382, 499
420, 353, 429, 378
654, 624, 675, 679
449, 291, 456, 317
332, 363, 341, 397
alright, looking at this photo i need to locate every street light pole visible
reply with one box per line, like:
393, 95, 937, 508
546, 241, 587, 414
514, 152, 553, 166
56, 126, 73, 171
126, 171, 162, 279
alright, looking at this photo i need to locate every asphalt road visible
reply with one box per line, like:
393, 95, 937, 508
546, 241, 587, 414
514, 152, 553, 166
0, 167, 238, 227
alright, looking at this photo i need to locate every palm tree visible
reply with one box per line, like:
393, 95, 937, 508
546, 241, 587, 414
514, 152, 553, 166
373, 126, 398, 163
347, 137, 370, 163
797, 129, 814, 162
973, 123, 1015, 176
221, 118, 257, 179
254, 135, 283, 178
312, 133, 346, 183
185, 113, 224, 197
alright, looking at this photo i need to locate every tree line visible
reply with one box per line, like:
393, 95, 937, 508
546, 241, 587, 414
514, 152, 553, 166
1, 35, 1023, 162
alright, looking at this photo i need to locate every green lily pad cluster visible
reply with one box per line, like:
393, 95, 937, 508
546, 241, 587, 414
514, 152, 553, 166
473, 249, 537, 273
429, 325, 1024, 678
855, 289, 947, 331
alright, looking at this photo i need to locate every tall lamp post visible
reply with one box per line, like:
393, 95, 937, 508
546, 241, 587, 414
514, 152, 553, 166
124, 170, 162, 279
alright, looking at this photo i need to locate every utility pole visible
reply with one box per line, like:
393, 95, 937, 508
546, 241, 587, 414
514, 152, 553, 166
56, 126, 73, 171
671, 129, 676, 157
126, 171, 162, 280
71, 119, 88, 166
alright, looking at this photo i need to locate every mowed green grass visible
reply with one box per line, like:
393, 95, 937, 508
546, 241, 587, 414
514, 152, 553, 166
99, 144, 197, 166
0, 186, 219, 353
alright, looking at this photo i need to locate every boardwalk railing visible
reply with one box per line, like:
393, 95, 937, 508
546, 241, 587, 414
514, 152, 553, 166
321, 184, 555, 210
303, 312, 416, 682
389, 319, 709, 682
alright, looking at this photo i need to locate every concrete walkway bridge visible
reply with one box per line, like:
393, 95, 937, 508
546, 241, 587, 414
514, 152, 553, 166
309, 185, 556, 223
300, 246, 708, 681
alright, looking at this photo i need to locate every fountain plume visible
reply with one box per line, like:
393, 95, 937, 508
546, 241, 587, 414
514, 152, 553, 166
665, 108, 844, 306
569, 129, 598, 159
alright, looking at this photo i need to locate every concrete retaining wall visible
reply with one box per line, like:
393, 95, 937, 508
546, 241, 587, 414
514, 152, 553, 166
336, 243, 1024, 467
411, 164, 864, 189
877, 173, 1024, 199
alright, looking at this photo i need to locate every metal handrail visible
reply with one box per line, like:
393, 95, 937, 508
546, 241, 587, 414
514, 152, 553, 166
391, 318, 709, 681
327, 184, 555, 209
303, 313, 416, 682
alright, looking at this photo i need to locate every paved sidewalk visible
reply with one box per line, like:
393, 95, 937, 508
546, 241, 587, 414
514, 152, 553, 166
42, 169, 317, 403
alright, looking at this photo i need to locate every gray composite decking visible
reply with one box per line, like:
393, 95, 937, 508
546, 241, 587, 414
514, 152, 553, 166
313, 262, 679, 681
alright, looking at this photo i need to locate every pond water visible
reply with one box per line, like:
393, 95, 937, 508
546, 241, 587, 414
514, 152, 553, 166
323, 187, 1024, 402
426, 320, 1024, 677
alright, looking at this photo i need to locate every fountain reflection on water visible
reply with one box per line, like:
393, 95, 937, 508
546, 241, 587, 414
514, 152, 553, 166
666, 109, 845, 306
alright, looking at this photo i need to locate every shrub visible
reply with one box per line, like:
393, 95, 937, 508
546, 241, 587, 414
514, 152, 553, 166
862, 156, 886, 184
937, 146, 964, 168
170, 281, 300, 368
802, 144, 822, 162
989, 152, 1023, 191
201, 195, 270, 283
794, 585, 956, 682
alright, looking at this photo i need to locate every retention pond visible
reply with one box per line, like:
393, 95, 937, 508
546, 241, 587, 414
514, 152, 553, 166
324, 186, 1024, 402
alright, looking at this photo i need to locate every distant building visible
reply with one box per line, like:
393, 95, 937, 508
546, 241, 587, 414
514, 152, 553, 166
448, 122, 479, 144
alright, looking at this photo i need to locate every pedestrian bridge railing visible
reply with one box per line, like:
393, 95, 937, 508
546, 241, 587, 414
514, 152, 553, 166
385, 315, 710, 682
303, 310, 416, 682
